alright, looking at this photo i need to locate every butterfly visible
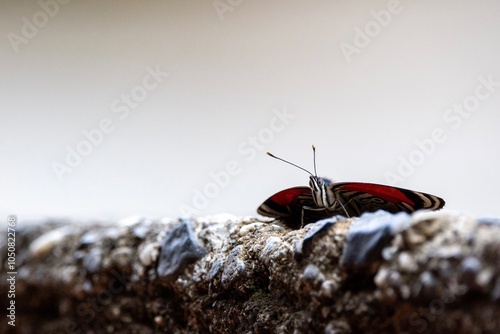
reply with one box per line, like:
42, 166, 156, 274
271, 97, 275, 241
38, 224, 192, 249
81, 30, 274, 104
257, 146, 445, 229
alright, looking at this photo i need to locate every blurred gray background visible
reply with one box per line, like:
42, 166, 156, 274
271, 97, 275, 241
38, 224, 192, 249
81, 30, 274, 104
1, 0, 499, 221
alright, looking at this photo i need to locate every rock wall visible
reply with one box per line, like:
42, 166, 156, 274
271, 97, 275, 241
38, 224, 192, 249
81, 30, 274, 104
1, 211, 499, 333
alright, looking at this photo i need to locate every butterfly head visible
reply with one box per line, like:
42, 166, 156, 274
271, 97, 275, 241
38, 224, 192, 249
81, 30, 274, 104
309, 176, 331, 188
309, 176, 334, 208
266, 145, 336, 209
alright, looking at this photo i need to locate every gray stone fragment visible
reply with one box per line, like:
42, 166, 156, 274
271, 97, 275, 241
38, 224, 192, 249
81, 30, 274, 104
208, 257, 224, 280
492, 277, 500, 301
477, 217, 500, 226
459, 256, 481, 286
294, 217, 337, 258
156, 219, 206, 279
221, 245, 246, 289
80, 230, 102, 246
131, 223, 151, 239
83, 248, 103, 273
302, 264, 323, 282
259, 236, 281, 262
340, 210, 410, 269
417, 271, 439, 298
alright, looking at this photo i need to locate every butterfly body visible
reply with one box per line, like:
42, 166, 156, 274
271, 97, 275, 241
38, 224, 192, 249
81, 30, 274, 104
257, 147, 445, 229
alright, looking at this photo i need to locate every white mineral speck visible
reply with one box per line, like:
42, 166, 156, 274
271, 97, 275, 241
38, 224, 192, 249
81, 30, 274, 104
29, 226, 76, 257
139, 243, 159, 267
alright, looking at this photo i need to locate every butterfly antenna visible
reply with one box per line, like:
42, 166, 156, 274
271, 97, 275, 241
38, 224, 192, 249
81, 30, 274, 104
312, 144, 318, 177
266, 152, 314, 176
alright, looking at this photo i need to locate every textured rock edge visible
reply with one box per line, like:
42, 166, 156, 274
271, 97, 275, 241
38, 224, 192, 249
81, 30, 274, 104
0, 211, 499, 333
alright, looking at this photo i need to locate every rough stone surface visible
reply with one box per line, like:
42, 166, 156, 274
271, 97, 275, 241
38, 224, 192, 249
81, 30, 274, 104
340, 210, 411, 269
1, 211, 499, 333
156, 219, 206, 280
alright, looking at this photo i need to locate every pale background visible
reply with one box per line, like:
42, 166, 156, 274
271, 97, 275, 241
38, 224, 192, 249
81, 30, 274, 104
1, 0, 499, 222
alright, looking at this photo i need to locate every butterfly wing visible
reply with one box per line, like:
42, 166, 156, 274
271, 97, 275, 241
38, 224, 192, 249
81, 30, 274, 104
258, 183, 445, 228
257, 186, 313, 219
328, 182, 445, 217
257, 187, 335, 228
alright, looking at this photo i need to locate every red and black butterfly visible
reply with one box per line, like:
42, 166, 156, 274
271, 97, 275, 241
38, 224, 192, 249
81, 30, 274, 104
257, 146, 445, 229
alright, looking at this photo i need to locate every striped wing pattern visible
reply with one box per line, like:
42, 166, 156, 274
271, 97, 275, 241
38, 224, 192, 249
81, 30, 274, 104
329, 182, 445, 217
257, 187, 335, 228
258, 182, 445, 228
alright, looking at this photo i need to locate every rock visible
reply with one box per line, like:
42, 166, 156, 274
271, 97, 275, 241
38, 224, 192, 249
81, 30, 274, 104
82, 248, 103, 273
156, 219, 207, 280
340, 210, 410, 269
1, 211, 499, 333
294, 217, 338, 259
138, 242, 159, 267
29, 225, 78, 257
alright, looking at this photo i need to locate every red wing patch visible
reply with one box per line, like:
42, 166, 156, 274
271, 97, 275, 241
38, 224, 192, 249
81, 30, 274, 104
270, 187, 311, 206
338, 182, 415, 206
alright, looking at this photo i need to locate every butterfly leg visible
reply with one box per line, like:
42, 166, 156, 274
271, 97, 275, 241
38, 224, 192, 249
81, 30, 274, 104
301, 207, 307, 228
329, 194, 354, 218
301, 206, 332, 228
337, 199, 351, 218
